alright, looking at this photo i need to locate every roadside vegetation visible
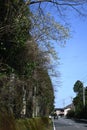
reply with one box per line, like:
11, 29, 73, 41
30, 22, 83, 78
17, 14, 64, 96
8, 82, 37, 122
0, 0, 55, 118
16, 117, 53, 130
66, 80, 87, 119
0, 111, 52, 130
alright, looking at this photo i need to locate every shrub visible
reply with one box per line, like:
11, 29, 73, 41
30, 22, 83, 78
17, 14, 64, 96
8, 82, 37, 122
0, 110, 16, 130
66, 110, 75, 118
16, 117, 52, 130
0, 110, 52, 130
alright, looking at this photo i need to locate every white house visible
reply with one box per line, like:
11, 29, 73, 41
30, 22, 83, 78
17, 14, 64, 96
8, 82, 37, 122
54, 103, 74, 117
64, 103, 74, 116
54, 108, 64, 116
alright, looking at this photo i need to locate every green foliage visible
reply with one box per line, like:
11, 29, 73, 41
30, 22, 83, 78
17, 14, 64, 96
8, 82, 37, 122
36, 68, 54, 115
73, 80, 83, 93
66, 110, 75, 118
0, 0, 31, 75
0, 0, 31, 43
73, 80, 87, 119
0, 110, 52, 130
16, 117, 52, 130
0, 0, 55, 119
0, 74, 24, 118
0, 39, 55, 118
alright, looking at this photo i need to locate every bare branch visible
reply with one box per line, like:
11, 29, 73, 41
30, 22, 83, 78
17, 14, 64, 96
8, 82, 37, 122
26, 0, 86, 6
25, 0, 87, 16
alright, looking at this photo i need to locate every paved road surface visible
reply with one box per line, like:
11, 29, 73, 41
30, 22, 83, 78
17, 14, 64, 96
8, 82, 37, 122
53, 117, 87, 130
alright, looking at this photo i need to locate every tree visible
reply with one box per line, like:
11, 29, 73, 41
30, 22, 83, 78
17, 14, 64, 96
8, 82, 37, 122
26, 0, 87, 15
73, 80, 87, 119
38, 68, 54, 115
24, 0, 87, 61
0, 0, 32, 118
73, 80, 83, 94
30, 13, 69, 46
0, 0, 31, 42
0, 0, 31, 75
24, 41, 55, 117
1, 0, 87, 119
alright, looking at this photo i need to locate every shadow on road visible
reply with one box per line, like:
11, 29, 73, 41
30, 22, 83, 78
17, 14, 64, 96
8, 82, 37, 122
73, 118, 87, 124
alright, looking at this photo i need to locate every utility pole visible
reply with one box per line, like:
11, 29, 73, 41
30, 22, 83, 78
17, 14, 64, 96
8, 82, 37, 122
83, 86, 85, 107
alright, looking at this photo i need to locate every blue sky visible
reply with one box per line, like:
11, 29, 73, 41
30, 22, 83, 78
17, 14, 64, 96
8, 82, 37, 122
30, 2, 87, 108
53, 14, 87, 108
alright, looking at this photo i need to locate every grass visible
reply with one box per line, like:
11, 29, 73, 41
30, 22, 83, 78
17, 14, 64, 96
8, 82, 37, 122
16, 117, 53, 130
0, 111, 53, 130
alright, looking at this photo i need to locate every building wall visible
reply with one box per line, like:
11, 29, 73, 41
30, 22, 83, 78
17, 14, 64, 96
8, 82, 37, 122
64, 108, 71, 116
55, 109, 64, 116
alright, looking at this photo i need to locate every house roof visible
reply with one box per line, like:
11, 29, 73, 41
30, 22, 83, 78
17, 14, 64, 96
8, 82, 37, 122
54, 103, 74, 111
54, 108, 64, 111
64, 103, 73, 109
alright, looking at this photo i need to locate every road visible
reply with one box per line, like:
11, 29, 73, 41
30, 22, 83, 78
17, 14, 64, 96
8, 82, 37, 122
53, 117, 87, 130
